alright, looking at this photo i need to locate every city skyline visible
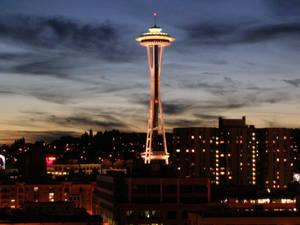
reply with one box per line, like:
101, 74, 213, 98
1, 0, 300, 144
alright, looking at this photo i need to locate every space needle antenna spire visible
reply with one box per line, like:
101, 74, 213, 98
136, 14, 175, 165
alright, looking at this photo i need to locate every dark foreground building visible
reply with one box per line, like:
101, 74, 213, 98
93, 172, 210, 225
188, 211, 300, 225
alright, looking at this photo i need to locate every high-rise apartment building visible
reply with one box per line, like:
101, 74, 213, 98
172, 117, 297, 190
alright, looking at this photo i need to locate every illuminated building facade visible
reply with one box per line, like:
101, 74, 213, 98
0, 182, 95, 214
47, 163, 101, 176
136, 14, 174, 165
93, 175, 210, 225
258, 128, 296, 190
172, 117, 297, 190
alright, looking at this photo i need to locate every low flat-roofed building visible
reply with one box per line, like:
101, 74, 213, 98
0, 181, 95, 214
0, 202, 101, 225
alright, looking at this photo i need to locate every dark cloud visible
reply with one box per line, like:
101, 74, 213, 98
29, 89, 73, 104
40, 112, 127, 130
283, 79, 300, 87
242, 23, 300, 43
265, 0, 300, 17
130, 92, 193, 116
201, 72, 220, 76
12, 57, 71, 78
163, 102, 192, 115
194, 113, 220, 120
180, 81, 223, 90
0, 53, 33, 61
183, 24, 237, 39
0, 15, 132, 60
180, 22, 300, 46
0, 15, 140, 79
167, 118, 215, 128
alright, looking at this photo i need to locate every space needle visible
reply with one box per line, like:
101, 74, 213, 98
136, 13, 175, 165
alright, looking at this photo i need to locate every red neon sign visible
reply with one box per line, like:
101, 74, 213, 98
46, 156, 56, 166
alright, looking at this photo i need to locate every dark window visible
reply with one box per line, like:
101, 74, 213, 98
180, 185, 192, 193
182, 211, 188, 219
194, 185, 207, 192
163, 185, 177, 193
147, 185, 160, 193
168, 211, 177, 219
133, 185, 145, 193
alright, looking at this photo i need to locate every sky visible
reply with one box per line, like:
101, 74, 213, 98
1, 0, 300, 144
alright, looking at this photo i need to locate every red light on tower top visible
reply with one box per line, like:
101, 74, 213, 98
153, 12, 157, 27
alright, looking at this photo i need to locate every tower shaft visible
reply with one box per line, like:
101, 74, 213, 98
143, 44, 169, 164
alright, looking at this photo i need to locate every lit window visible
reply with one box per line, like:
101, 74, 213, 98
49, 192, 55, 202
